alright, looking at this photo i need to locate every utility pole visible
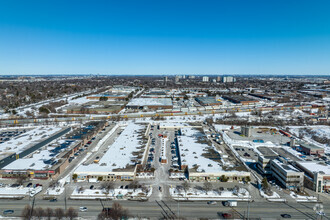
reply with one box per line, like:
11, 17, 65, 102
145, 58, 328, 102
29, 197, 35, 220
64, 186, 67, 211
247, 199, 250, 220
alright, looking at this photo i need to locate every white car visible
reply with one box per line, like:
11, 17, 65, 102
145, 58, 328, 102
79, 207, 87, 212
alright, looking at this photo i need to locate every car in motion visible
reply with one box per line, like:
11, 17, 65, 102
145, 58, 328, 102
222, 213, 232, 219
207, 201, 217, 205
79, 207, 88, 212
3, 210, 14, 215
281, 214, 292, 218
49, 198, 57, 202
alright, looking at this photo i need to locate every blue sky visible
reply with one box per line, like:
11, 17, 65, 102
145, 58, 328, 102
0, 0, 329, 75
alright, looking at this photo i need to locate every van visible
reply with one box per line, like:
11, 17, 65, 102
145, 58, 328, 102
223, 200, 237, 207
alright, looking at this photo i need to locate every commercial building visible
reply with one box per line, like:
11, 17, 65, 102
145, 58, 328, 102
257, 147, 278, 174
0, 127, 71, 169
270, 159, 304, 189
74, 123, 148, 182
1, 140, 82, 180
296, 162, 330, 193
195, 97, 222, 106
222, 95, 259, 105
176, 126, 250, 182
299, 142, 324, 156
86, 93, 128, 101
126, 98, 173, 110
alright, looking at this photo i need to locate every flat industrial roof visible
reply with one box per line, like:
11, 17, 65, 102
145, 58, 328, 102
127, 98, 173, 106
297, 161, 330, 175
75, 123, 146, 173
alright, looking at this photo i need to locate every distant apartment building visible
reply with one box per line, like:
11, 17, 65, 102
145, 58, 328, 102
216, 76, 221, 82
202, 76, 209, 82
222, 76, 235, 83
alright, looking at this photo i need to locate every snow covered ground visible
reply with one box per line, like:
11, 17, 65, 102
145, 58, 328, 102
70, 187, 152, 200
288, 125, 330, 153
290, 192, 317, 202
259, 189, 280, 199
0, 186, 42, 198
170, 186, 251, 201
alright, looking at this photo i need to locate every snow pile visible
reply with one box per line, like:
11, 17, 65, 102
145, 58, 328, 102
290, 192, 317, 202
259, 189, 280, 199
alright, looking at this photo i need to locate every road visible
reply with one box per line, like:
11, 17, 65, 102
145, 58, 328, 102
1, 199, 329, 219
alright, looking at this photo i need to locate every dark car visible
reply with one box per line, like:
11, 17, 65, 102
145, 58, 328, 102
281, 214, 291, 218
26, 183, 32, 187
90, 185, 94, 189
3, 210, 14, 215
49, 198, 57, 202
222, 213, 232, 219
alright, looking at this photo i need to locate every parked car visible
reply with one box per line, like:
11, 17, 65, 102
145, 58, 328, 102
26, 183, 32, 187
281, 214, 292, 218
90, 185, 94, 189
49, 198, 57, 202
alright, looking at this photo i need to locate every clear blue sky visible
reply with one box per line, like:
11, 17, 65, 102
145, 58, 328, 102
0, 0, 329, 75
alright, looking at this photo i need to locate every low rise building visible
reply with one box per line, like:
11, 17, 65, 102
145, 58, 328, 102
270, 159, 304, 189
126, 98, 173, 110
299, 142, 324, 156
195, 97, 222, 106
296, 161, 330, 193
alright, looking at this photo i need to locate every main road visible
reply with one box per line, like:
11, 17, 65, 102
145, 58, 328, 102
1, 199, 329, 219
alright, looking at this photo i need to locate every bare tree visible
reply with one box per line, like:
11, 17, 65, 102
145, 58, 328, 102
45, 207, 53, 220
54, 208, 65, 220
98, 202, 129, 220
182, 181, 190, 195
16, 175, 28, 185
203, 182, 213, 194
66, 207, 78, 220
101, 181, 115, 194
21, 205, 32, 220
128, 180, 140, 192
34, 207, 45, 220
49, 180, 59, 188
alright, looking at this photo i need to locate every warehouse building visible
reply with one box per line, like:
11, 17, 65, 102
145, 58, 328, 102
298, 142, 324, 156
222, 95, 259, 105
195, 97, 222, 106
126, 98, 173, 110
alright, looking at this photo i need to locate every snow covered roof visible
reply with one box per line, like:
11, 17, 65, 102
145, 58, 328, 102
76, 123, 146, 173
0, 126, 63, 156
178, 127, 223, 173
127, 98, 173, 106
297, 162, 330, 175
